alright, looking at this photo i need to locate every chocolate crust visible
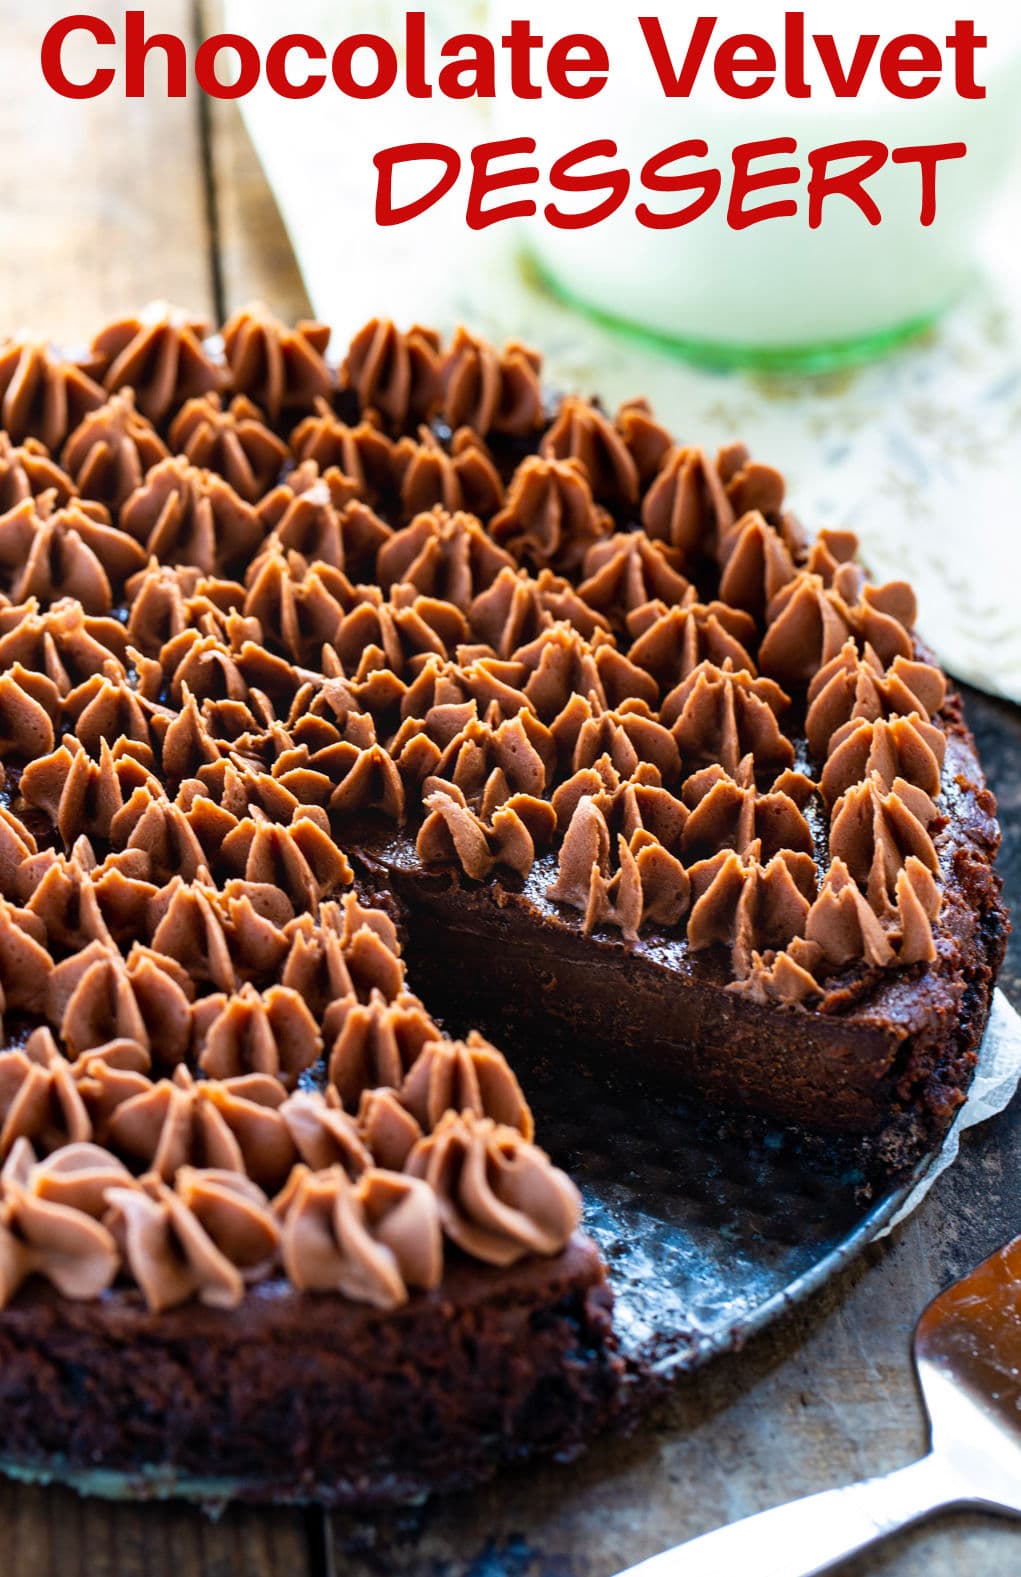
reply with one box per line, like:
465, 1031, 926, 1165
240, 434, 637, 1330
0, 1236, 624, 1506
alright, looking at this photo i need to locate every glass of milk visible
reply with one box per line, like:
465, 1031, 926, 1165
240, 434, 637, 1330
489, 0, 1021, 369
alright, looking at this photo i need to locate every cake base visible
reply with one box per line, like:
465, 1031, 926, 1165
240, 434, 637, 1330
0, 1238, 622, 1508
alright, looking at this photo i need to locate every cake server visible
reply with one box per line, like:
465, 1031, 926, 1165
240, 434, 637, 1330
613, 1234, 1021, 1577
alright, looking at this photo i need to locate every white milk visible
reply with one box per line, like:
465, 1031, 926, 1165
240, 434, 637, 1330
488, 1, 1021, 359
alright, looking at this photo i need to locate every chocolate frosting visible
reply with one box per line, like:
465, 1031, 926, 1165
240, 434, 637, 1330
717, 511, 796, 617
717, 442, 787, 522
357, 1087, 423, 1171
426, 708, 552, 809
13, 1139, 132, 1217
378, 507, 514, 609
392, 427, 504, 521
400, 1032, 534, 1139
547, 797, 643, 940
681, 756, 814, 862
221, 304, 333, 421
0, 669, 58, 759
123, 560, 242, 653
760, 567, 916, 685
278, 904, 382, 1020
577, 532, 690, 628
321, 736, 406, 821
107, 1065, 297, 1191
0, 1137, 279, 1314
804, 527, 860, 584
0, 1144, 118, 1305
329, 586, 463, 683
260, 466, 392, 583
406, 1111, 581, 1268
244, 543, 349, 664
491, 456, 611, 573
552, 695, 679, 786
50, 936, 191, 1063
280, 1089, 372, 1177
0, 336, 105, 450
615, 399, 674, 483
819, 707, 947, 807
687, 842, 817, 975
0, 1032, 91, 1157
175, 1165, 280, 1276
61, 390, 169, 508
290, 400, 393, 498
168, 394, 288, 503
259, 465, 353, 555
280, 1163, 443, 1308
219, 810, 352, 911
327, 988, 437, 1109
628, 594, 758, 686
467, 566, 603, 657
417, 782, 554, 882
661, 659, 794, 772
548, 775, 690, 939
892, 856, 942, 964
806, 641, 947, 758
726, 937, 824, 1006
341, 319, 441, 428
0, 433, 76, 512
441, 327, 543, 437
120, 457, 263, 576
0, 493, 146, 614
541, 397, 639, 509
89, 304, 227, 424
69, 1048, 151, 1132
805, 858, 895, 968
0, 596, 126, 690
261, 455, 348, 514
105, 1175, 243, 1312
513, 622, 657, 720
195, 983, 322, 1086
642, 445, 734, 558
828, 772, 940, 914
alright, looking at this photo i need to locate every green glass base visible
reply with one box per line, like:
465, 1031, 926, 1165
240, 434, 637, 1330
523, 249, 945, 375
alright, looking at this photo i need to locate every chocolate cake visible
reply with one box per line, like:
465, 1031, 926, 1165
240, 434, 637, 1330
0, 304, 1006, 1505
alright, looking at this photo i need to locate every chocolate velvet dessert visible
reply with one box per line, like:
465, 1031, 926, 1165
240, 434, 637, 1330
0, 302, 1006, 1505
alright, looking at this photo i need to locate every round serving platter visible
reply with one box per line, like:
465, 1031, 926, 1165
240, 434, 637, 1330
527, 1056, 953, 1385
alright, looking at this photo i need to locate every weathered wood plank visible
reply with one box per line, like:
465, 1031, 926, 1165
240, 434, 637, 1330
198, 0, 311, 326
0, 0, 215, 344
0, 1481, 314, 1577
0, 1484, 313, 1577
205, 93, 313, 325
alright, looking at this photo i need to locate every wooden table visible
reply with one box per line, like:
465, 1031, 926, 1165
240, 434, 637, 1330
3, 5, 1021, 1573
